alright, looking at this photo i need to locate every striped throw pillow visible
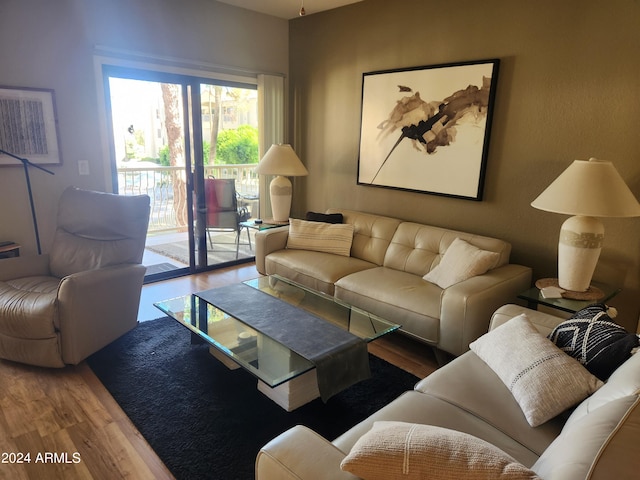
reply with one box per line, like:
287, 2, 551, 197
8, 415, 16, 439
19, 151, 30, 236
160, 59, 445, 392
286, 218, 354, 257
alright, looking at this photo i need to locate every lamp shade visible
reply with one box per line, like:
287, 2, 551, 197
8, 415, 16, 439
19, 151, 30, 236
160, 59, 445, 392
531, 158, 640, 218
255, 144, 309, 177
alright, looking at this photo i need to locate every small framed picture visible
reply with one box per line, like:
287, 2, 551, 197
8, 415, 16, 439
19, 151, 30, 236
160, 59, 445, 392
0, 86, 62, 166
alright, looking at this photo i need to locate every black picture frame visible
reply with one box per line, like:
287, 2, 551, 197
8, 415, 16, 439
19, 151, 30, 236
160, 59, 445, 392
0, 86, 62, 166
357, 59, 500, 201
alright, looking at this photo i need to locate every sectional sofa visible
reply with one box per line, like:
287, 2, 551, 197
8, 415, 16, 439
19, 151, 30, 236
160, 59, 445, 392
255, 209, 532, 357
256, 304, 640, 479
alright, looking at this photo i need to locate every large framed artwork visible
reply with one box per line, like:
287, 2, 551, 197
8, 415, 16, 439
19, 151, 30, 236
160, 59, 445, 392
0, 86, 62, 166
357, 59, 500, 200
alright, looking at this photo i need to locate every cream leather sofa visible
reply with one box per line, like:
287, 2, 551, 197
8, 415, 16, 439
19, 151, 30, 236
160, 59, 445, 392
256, 304, 640, 479
255, 209, 532, 357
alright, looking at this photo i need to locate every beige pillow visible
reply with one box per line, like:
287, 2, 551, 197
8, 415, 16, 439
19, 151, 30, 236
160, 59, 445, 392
340, 421, 540, 480
286, 218, 354, 257
469, 314, 603, 427
423, 237, 500, 288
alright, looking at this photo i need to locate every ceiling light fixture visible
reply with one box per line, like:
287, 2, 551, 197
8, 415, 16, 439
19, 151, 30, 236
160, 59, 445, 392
299, 0, 306, 16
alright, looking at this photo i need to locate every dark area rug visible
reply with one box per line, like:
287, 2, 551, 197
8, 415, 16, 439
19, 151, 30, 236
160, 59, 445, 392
87, 317, 420, 480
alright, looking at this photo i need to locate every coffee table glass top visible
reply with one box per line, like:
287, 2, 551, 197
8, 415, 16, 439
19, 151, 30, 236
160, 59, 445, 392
154, 275, 400, 388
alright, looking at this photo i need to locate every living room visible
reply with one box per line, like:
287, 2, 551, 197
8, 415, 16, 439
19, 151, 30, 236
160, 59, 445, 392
1, 0, 638, 330
1, 0, 639, 478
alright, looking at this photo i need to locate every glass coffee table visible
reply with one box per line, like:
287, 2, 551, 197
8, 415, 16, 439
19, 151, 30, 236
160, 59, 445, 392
154, 275, 400, 410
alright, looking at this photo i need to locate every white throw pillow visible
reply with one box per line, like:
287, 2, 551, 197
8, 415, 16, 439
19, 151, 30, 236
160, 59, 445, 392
340, 421, 540, 480
423, 237, 500, 288
286, 218, 354, 257
469, 314, 603, 427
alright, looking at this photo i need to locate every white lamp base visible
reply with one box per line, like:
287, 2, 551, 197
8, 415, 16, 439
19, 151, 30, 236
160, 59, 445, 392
557, 215, 604, 292
269, 175, 292, 223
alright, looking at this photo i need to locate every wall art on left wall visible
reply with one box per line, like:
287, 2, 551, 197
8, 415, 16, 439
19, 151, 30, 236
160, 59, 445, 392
0, 86, 62, 166
357, 59, 500, 201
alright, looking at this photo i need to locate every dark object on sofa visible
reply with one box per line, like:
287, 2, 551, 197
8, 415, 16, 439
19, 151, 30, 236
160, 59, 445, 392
548, 303, 640, 380
305, 211, 344, 223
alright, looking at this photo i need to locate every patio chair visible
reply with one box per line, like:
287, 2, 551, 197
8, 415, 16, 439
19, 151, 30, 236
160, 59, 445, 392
204, 177, 251, 255
0, 187, 150, 367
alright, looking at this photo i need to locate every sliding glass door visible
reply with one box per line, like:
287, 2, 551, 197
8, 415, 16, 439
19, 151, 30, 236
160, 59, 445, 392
103, 66, 260, 281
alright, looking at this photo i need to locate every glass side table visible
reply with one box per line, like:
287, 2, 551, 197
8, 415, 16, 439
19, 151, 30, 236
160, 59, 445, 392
518, 278, 621, 314
239, 220, 288, 231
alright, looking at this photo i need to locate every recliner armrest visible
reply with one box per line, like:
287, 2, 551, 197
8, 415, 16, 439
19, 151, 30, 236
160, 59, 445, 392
57, 263, 145, 364
255, 226, 290, 274
0, 254, 50, 281
256, 425, 357, 480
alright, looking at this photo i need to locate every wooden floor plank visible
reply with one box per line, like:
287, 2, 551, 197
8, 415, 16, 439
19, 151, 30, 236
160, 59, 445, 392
0, 262, 438, 479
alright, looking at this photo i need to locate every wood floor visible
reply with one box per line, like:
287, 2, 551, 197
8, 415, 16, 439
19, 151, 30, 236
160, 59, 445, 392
0, 263, 438, 479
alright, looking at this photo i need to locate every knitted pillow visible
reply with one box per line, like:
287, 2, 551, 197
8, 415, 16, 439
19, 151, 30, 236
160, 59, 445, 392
340, 421, 541, 480
470, 314, 603, 427
548, 303, 640, 380
286, 218, 354, 256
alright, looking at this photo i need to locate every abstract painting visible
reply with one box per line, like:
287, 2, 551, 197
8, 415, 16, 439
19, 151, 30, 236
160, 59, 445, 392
357, 59, 500, 200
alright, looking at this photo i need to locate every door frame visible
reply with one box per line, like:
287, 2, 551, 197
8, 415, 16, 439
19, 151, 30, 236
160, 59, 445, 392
100, 62, 260, 283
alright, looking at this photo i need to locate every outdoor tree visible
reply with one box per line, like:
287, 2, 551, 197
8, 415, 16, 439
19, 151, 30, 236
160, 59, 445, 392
160, 83, 188, 228
203, 85, 222, 162
216, 125, 259, 164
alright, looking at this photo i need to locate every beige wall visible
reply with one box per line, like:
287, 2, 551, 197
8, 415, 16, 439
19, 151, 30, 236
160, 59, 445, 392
288, 0, 640, 330
0, 0, 288, 255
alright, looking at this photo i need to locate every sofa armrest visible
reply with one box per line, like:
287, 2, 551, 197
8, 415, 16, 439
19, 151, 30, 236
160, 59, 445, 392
255, 226, 290, 274
0, 254, 50, 281
490, 304, 565, 336
256, 425, 357, 480
438, 264, 532, 356
57, 263, 146, 364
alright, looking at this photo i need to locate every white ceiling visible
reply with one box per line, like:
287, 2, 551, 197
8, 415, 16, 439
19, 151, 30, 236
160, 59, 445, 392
217, 0, 363, 19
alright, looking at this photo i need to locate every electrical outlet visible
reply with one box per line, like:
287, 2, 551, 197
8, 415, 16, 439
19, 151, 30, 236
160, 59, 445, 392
78, 160, 89, 176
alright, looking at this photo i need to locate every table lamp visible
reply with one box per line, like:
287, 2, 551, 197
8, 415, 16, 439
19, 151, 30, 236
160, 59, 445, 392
255, 144, 308, 223
531, 157, 640, 292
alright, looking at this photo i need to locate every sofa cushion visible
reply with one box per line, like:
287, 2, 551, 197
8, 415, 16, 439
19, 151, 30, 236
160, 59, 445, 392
532, 395, 640, 480
50, 187, 149, 278
265, 249, 376, 296
423, 237, 500, 288
333, 391, 542, 468
287, 218, 354, 257
414, 351, 564, 457
0, 277, 60, 338
340, 421, 540, 480
548, 303, 640, 380
335, 267, 441, 344
326, 209, 401, 265
383, 223, 510, 278
470, 314, 603, 427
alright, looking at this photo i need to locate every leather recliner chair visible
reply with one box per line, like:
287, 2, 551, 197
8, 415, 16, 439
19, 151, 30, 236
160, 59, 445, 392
0, 186, 150, 367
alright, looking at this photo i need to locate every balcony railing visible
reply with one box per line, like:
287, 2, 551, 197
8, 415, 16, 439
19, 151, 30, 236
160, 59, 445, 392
117, 164, 259, 233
